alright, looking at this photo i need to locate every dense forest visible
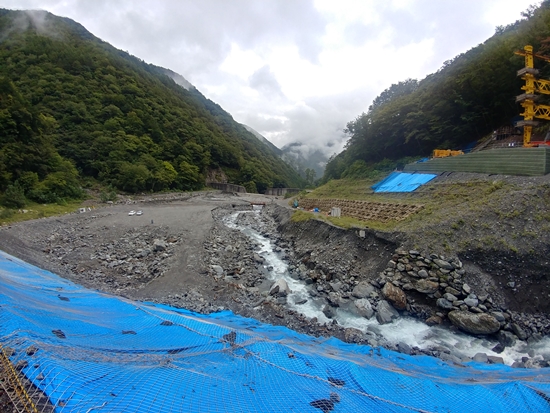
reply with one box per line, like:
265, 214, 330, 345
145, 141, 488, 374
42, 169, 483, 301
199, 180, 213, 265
323, 1, 550, 182
0, 9, 304, 207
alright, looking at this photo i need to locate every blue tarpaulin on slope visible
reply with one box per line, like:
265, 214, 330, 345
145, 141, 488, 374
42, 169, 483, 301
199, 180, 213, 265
371, 172, 437, 193
1, 250, 550, 413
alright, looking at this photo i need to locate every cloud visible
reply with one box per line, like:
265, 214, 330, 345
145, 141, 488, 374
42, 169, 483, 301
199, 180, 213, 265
248, 65, 285, 98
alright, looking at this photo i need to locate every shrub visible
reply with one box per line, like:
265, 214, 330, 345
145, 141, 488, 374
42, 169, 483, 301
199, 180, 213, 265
100, 186, 117, 202
0, 182, 26, 208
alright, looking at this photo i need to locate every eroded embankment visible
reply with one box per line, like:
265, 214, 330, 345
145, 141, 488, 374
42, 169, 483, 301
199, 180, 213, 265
272, 204, 550, 365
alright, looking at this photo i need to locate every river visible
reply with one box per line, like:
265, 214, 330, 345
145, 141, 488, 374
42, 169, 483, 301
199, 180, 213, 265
224, 208, 550, 366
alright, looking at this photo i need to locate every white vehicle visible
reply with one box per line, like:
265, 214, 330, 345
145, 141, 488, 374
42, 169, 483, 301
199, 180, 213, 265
128, 210, 136, 216
136, 210, 143, 216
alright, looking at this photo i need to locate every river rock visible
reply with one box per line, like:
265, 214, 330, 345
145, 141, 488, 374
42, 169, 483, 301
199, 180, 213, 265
344, 328, 364, 343
445, 286, 461, 296
269, 279, 290, 297
413, 279, 439, 294
436, 298, 454, 310
354, 298, 374, 319
211, 265, 224, 275
382, 282, 407, 310
417, 269, 429, 278
447, 311, 500, 335
397, 342, 412, 355
352, 281, 374, 299
376, 300, 399, 325
491, 312, 506, 322
464, 295, 479, 308
153, 239, 167, 252
425, 315, 443, 326
323, 304, 336, 319
327, 292, 340, 307
329, 281, 343, 292
487, 356, 504, 364
511, 323, 528, 340
443, 293, 458, 302
473, 353, 488, 363
433, 259, 454, 271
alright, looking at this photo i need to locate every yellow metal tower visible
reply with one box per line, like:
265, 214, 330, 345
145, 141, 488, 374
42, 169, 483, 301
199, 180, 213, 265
515, 45, 550, 146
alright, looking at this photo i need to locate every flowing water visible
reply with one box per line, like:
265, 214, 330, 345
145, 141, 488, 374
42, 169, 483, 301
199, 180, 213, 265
224, 208, 550, 365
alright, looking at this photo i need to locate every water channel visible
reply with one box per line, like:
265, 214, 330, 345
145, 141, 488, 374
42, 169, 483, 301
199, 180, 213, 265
224, 208, 550, 366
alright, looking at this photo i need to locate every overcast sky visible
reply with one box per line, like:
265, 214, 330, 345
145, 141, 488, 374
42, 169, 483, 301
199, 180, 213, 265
0, 0, 538, 158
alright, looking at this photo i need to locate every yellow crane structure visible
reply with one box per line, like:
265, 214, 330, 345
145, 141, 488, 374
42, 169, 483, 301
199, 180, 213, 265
515, 45, 550, 146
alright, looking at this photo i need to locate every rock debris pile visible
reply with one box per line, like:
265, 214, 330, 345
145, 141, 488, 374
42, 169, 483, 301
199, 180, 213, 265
34, 216, 181, 293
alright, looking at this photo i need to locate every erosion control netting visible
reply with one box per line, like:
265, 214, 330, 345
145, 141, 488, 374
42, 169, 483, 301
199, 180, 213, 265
1, 251, 550, 413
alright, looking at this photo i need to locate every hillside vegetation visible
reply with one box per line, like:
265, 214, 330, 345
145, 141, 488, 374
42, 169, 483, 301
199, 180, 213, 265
0, 9, 303, 207
323, 1, 550, 182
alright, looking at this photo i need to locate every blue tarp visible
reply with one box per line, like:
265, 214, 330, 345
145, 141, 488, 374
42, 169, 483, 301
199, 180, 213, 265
1, 250, 550, 412
371, 172, 437, 193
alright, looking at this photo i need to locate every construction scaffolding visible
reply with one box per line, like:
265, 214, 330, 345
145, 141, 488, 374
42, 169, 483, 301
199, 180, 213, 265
515, 45, 550, 146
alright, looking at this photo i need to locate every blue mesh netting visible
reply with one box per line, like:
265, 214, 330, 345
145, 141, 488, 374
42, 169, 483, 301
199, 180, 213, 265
1, 250, 550, 412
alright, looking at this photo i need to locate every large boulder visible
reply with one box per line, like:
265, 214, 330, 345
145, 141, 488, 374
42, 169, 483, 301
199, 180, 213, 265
352, 281, 375, 298
269, 279, 290, 297
354, 298, 374, 319
448, 311, 500, 335
344, 327, 364, 343
376, 300, 399, 325
413, 279, 439, 294
382, 282, 407, 310
497, 331, 517, 348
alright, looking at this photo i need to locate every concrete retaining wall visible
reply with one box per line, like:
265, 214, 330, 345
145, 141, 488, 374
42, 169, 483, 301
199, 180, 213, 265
403, 147, 550, 176
207, 182, 247, 193
264, 188, 301, 196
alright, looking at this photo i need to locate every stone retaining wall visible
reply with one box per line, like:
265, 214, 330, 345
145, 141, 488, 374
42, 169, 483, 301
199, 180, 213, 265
299, 198, 423, 222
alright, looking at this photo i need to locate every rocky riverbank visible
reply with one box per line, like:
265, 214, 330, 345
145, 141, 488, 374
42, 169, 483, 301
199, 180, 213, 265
203, 203, 550, 368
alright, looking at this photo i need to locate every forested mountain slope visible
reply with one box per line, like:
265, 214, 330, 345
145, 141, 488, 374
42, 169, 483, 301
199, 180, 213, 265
0, 9, 303, 204
323, 1, 550, 182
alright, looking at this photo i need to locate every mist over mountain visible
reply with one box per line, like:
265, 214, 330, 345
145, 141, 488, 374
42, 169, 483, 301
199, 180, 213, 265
281, 142, 328, 181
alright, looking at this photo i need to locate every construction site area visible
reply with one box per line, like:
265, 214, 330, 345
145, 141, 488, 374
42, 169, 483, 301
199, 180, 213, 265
3, 47, 550, 413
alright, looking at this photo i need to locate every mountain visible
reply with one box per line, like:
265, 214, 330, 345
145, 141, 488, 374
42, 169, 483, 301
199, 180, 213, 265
0, 9, 304, 204
242, 124, 282, 156
323, 1, 550, 182
241, 124, 329, 182
158, 68, 194, 91
280, 142, 328, 182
